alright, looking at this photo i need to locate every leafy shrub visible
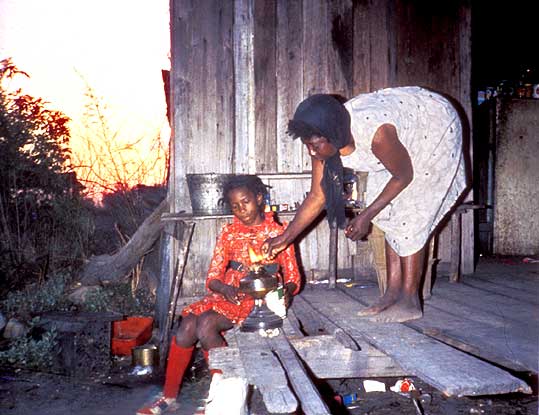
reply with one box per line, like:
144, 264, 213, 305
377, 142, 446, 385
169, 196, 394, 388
80, 282, 153, 315
0, 318, 58, 370
1, 272, 71, 319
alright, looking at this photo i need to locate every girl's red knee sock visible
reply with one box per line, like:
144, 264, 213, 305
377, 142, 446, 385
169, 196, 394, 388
163, 338, 194, 399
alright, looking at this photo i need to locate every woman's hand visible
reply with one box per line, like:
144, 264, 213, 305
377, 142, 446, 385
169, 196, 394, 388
344, 211, 372, 241
262, 234, 289, 260
209, 280, 240, 304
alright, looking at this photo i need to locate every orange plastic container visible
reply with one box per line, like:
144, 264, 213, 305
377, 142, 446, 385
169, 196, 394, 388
111, 316, 153, 356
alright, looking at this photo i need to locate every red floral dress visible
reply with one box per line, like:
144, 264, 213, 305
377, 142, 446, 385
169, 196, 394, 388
181, 212, 301, 324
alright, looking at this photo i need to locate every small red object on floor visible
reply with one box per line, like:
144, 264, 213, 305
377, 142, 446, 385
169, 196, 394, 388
111, 316, 153, 356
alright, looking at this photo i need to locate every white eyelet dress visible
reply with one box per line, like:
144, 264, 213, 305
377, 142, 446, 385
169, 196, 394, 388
342, 87, 467, 256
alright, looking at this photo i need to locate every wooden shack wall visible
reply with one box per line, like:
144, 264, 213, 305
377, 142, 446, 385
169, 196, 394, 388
170, 0, 472, 295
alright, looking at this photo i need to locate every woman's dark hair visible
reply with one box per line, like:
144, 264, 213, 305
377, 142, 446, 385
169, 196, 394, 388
223, 175, 268, 200
286, 93, 351, 229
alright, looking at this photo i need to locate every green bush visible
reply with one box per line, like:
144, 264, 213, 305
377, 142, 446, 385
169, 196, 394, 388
0, 318, 58, 370
1, 272, 71, 319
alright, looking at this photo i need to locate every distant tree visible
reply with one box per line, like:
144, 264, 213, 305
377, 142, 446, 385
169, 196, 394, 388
0, 58, 92, 295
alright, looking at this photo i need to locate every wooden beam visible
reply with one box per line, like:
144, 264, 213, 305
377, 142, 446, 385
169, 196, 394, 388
234, 0, 255, 174
234, 330, 298, 414
458, 1, 474, 275
292, 294, 359, 351
268, 334, 331, 415
290, 335, 406, 379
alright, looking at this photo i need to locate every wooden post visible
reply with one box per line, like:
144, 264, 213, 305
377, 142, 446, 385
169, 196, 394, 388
423, 235, 437, 299
449, 212, 462, 283
328, 225, 338, 288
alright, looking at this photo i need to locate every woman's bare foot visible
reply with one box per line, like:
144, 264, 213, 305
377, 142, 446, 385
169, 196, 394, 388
357, 292, 399, 316
365, 296, 422, 323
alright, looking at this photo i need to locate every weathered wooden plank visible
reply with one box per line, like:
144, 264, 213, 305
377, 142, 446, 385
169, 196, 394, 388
182, 217, 229, 296
269, 334, 331, 415
293, 295, 359, 351
301, 288, 531, 396
302, 0, 328, 172
409, 309, 539, 373
342, 281, 539, 372
432, 279, 539, 324
276, 0, 304, 173
173, 0, 235, 176
368, 0, 393, 90
253, 0, 277, 173
234, 0, 255, 174
462, 278, 539, 306
327, 0, 354, 98
234, 331, 298, 414
209, 346, 247, 378
290, 335, 406, 379
351, 0, 370, 95
457, 1, 474, 275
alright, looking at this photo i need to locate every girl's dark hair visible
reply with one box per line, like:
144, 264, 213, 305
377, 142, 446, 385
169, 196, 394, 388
223, 175, 268, 200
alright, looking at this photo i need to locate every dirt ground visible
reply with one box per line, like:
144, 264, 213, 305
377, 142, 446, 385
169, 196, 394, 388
1, 352, 537, 415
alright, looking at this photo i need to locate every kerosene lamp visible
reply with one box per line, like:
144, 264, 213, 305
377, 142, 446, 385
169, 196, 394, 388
238, 247, 282, 332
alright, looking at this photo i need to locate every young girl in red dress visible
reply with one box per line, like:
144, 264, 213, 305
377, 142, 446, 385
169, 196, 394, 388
137, 175, 301, 415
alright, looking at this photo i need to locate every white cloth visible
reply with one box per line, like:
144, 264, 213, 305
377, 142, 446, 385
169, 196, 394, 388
343, 87, 467, 256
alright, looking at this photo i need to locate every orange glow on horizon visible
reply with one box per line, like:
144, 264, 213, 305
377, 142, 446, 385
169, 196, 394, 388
0, 0, 171, 200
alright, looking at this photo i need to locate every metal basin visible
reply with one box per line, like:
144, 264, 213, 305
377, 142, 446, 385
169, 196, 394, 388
186, 173, 235, 215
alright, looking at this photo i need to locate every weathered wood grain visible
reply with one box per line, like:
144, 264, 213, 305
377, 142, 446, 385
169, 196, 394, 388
293, 294, 360, 351
462, 278, 539, 306
276, 0, 304, 173
457, 2, 474, 275
253, 0, 278, 173
327, 0, 354, 98
343, 278, 539, 373
234, 0, 255, 174
409, 306, 539, 373
268, 334, 331, 415
301, 288, 531, 397
290, 335, 407, 379
351, 0, 371, 95
235, 330, 298, 414
432, 279, 539, 323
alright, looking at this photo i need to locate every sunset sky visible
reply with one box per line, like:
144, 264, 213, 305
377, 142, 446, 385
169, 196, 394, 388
0, 0, 171, 195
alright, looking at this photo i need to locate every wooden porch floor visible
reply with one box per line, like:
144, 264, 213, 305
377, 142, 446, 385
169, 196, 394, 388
343, 256, 539, 376
293, 256, 538, 396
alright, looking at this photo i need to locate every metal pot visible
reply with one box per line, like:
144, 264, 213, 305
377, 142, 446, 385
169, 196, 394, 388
132, 344, 158, 367
239, 267, 279, 299
186, 173, 235, 215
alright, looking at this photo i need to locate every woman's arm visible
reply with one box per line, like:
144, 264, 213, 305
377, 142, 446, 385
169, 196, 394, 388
345, 123, 413, 241
263, 157, 326, 257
